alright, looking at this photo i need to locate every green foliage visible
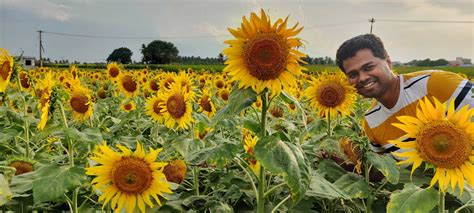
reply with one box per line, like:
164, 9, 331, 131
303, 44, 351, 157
387, 183, 438, 213
254, 136, 311, 205
366, 152, 400, 184
141, 40, 179, 64
211, 86, 256, 126
106, 47, 133, 64
32, 164, 86, 203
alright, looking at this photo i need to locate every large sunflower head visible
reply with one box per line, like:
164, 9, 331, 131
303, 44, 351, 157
223, 9, 307, 95
304, 71, 357, 118
159, 82, 194, 130
86, 142, 172, 213
390, 97, 474, 193
0, 48, 14, 93
145, 95, 164, 123
68, 85, 93, 121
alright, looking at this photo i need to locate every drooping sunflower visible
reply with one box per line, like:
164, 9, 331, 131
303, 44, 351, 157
0, 48, 14, 93
117, 73, 139, 98
304, 71, 356, 118
145, 95, 164, 123
37, 72, 56, 130
390, 97, 474, 193
197, 88, 216, 118
68, 85, 93, 121
163, 159, 187, 184
223, 9, 307, 95
159, 82, 193, 130
86, 142, 172, 213
106, 62, 121, 80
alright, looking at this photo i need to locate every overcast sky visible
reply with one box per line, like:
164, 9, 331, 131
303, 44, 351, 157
1, 0, 472, 63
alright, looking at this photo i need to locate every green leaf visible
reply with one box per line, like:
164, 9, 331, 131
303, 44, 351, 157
387, 183, 438, 213
64, 127, 103, 144
316, 160, 347, 182
366, 152, 400, 184
32, 164, 86, 203
211, 87, 256, 126
254, 136, 311, 205
281, 91, 307, 127
306, 173, 349, 199
333, 173, 369, 199
187, 142, 241, 168
9, 172, 33, 198
0, 174, 13, 206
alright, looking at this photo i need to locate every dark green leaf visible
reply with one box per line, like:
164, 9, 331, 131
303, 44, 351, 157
254, 136, 311, 205
334, 173, 369, 199
387, 183, 438, 213
32, 164, 86, 203
366, 152, 399, 184
64, 127, 103, 144
211, 87, 256, 126
307, 173, 349, 199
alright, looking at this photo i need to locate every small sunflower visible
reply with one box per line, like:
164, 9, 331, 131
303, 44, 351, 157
121, 100, 136, 112
218, 87, 230, 102
19, 71, 31, 90
117, 73, 139, 98
0, 48, 14, 93
159, 83, 194, 130
390, 97, 474, 193
145, 95, 164, 123
86, 142, 172, 213
243, 129, 260, 174
197, 88, 216, 118
163, 159, 187, 184
107, 62, 121, 80
68, 86, 93, 121
304, 71, 356, 118
195, 127, 212, 141
7, 157, 35, 175
223, 9, 307, 95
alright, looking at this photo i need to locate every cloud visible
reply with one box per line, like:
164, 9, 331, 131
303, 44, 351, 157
4, 0, 72, 22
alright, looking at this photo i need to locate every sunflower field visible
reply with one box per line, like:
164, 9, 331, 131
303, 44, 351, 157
1, 10, 474, 213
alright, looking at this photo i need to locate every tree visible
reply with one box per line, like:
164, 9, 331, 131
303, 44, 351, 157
141, 40, 179, 64
107, 47, 133, 64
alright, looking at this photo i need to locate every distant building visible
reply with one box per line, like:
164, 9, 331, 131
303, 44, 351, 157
19, 56, 36, 69
449, 57, 472, 66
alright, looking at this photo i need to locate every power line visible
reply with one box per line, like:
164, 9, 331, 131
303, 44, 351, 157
42, 30, 231, 40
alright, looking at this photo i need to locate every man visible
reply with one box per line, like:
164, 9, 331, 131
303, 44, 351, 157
336, 34, 473, 159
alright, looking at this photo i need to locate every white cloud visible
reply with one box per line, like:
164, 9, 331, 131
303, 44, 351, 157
4, 0, 72, 22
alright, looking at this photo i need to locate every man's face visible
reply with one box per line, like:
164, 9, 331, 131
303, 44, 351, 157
342, 49, 394, 98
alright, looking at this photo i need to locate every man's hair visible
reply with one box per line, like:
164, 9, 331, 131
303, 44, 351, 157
336, 34, 388, 72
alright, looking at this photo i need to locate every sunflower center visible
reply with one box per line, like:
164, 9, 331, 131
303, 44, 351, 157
152, 100, 162, 115
122, 75, 137, 93
200, 96, 212, 112
220, 91, 229, 101
111, 157, 153, 194
70, 94, 89, 113
109, 67, 119, 78
167, 95, 186, 118
416, 121, 470, 169
20, 72, 30, 88
243, 33, 288, 81
317, 82, 345, 107
124, 103, 132, 111
9, 161, 34, 175
1, 61, 12, 80
216, 80, 224, 89
150, 79, 159, 91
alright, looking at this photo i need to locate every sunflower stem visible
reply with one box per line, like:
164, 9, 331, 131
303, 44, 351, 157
58, 102, 74, 167
364, 160, 372, 213
438, 190, 445, 213
327, 111, 332, 137
16, 74, 30, 158
271, 195, 291, 213
257, 91, 268, 213
193, 166, 199, 196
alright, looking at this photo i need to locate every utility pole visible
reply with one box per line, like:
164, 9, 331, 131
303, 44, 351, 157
38, 30, 43, 67
369, 18, 375, 34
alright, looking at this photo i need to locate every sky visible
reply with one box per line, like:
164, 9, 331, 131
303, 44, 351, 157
0, 0, 473, 63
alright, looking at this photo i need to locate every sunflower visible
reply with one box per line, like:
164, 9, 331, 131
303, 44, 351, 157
19, 71, 31, 90
218, 87, 230, 102
37, 72, 56, 130
145, 95, 164, 123
8, 157, 35, 175
197, 88, 216, 118
121, 100, 136, 112
390, 97, 474, 193
107, 62, 121, 80
68, 85, 93, 121
304, 71, 356, 118
242, 129, 260, 174
0, 48, 14, 93
86, 142, 172, 213
195, 127, 212, 141
163, 159, 187, 184
117, 73, 139, 98
159, 72, 176, 90
223, 9, 307, 95
159, 83, 194, 130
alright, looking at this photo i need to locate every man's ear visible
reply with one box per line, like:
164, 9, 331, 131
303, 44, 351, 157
386, 55, 392, 69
